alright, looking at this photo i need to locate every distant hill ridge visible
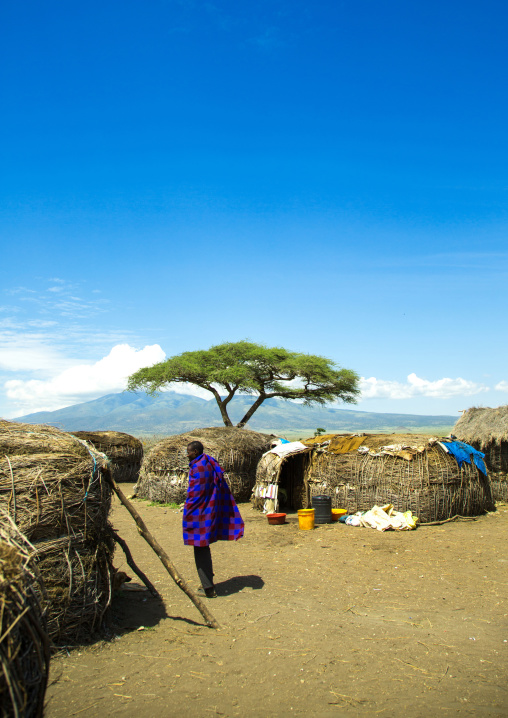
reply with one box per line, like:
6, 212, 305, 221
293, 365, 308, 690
12, 391, 458, 436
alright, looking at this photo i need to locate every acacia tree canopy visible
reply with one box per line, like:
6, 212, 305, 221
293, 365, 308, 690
127, 341, 361, 428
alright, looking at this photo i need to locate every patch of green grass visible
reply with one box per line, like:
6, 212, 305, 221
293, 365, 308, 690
146, 500, 181, 509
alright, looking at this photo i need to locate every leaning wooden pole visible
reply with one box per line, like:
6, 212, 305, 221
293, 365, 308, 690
110, 528, 160, 598
105, 471, 220, 629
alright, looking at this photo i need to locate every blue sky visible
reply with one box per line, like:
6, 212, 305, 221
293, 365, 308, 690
1, 0, 507, 419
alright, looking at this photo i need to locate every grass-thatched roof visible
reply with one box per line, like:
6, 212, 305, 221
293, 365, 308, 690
72, 430, 142, 452
155, 426, 272, 453
453, 406, 508, 448
72, 430, 143, 482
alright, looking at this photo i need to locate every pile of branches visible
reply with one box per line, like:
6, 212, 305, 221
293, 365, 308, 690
0, 421, 114, 645
0, 514, 50, 718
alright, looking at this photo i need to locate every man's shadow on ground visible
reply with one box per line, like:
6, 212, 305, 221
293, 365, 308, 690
214, 574, 264, 596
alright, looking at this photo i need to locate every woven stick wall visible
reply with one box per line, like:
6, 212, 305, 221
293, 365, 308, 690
0, 516, 50, 718
72, 431, 143, 483
483, 466, 508, 502
308, 445, 495, 522
454, 435, 508, 501
0, 421, 114, 645
136, 427, 272, 504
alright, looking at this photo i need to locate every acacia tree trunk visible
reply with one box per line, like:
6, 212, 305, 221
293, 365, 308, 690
236, 394, 267, 428
215, 398, 233, 426
208, 386, 234, 426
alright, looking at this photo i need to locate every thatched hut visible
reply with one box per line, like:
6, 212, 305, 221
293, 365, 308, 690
0, 421, 114, 644
453, 406, 508, 501
253, 433, 494, 523
0, 515, 49, 718
135, 427, 272, 504
72, 430, 143, 483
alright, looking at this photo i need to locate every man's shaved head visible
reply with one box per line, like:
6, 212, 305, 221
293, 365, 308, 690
187, 440, 204, 458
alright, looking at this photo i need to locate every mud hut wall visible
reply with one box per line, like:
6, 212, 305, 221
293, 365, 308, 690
474, 440, 508, 484
453, 406, 508, 478
278, 453, 312, 510
453, 435, 508, 502
251, 453, 284, 509
488, 470, 508, 502
31, 533, 114, 643
0, 452, 111, 543
0, 530, 50, 717
306, 447, 494, 523
0, 421, 114, 644
138, 429, 272, 504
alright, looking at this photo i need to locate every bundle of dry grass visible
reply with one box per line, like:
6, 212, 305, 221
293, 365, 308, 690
136, 427, 272, 503
0, 516, 50, 718
0, 421, 114, 645
253, 433, 495, 523
454, 407, 508, 501
72, 431, 143, 483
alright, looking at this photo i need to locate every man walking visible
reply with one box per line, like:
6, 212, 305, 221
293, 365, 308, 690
183, 441, 244, 598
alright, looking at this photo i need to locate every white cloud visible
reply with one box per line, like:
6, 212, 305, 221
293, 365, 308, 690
26, 320, 58, 328
0, 332, 75, 374
163, 383, 217, 400
5, 343, 166, 415
495, 381, 508, 391
360, 373, 489, 400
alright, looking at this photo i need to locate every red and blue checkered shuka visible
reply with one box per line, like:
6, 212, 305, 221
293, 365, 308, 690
182, 454, 244, 547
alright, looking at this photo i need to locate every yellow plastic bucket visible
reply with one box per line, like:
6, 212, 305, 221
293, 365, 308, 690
331, 508, 347, 522
298, 508, 315, 530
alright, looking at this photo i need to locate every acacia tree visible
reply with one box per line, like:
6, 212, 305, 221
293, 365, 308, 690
127, 341, 360, 429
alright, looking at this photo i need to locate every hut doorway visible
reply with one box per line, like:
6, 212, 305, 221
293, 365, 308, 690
278, 453, 309, 510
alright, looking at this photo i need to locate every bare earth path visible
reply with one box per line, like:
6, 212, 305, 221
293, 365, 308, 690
45, 492, 508, 717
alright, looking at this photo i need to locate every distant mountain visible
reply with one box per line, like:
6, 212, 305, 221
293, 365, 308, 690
12, 391, 458, 436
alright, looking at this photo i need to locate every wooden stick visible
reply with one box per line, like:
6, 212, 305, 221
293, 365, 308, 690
420, 514, 477, 526
104, 470, 220, 629
109, 528, 160, 598
5, 455, 16, 524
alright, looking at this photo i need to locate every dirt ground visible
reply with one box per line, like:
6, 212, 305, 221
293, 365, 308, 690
45, 491, 508, 717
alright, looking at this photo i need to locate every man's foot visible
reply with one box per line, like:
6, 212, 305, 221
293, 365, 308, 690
197, 586, 217, 598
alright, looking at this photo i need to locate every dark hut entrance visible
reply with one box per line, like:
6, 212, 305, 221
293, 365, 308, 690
278, 453, 309, 510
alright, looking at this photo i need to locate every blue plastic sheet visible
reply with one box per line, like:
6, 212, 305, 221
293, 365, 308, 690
442, 440, 487, 476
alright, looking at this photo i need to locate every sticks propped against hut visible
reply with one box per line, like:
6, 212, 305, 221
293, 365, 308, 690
72, 431, 143, 483
252, 433, 495, 523
0, 515, 50, 718
136, 427, 272, 504
0, 421, 114, 645
453, 406, 508, 501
